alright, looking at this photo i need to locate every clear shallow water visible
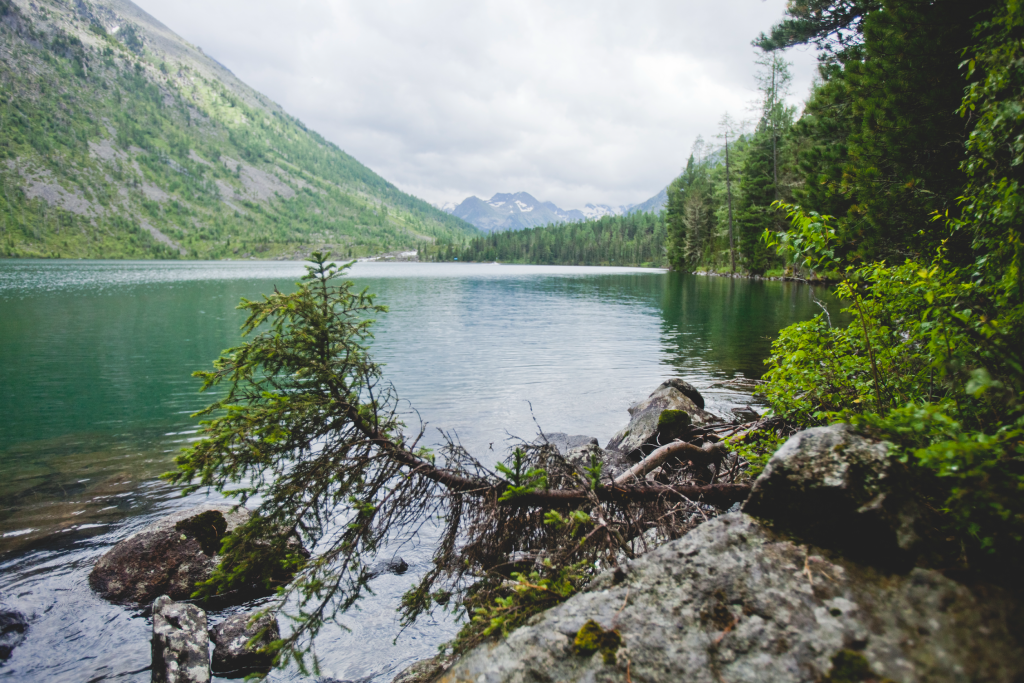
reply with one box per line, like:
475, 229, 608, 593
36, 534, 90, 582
0, 260, 834, 682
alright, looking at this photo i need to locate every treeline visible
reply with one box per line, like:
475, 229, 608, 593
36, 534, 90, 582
668, 0, 983, 275
449, 211, 667, 266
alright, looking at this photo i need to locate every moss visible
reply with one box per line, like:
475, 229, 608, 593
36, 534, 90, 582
174, 509, 228, 556
573, 619, 622, 665
657, 409, 691, 435
823, 649, 896, 683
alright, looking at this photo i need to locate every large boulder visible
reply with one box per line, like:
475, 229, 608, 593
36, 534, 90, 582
152, 595, 210, 683
89, 503, 250, 605
743, 423, 927, 567
606, 380, 719, 460
210, 611, 279, 677
0, 607, 28, 661
439, 513, 1024, 683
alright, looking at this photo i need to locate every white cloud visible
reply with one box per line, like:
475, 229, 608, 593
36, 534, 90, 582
135, 0, 819, 209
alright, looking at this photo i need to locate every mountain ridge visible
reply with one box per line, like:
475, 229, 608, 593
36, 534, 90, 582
0, 0, 478, 259
439, 188, 668, 233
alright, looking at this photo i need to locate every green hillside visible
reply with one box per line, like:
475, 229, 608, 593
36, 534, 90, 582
0, 0, 478, 259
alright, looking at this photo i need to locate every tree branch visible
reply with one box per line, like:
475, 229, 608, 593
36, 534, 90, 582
501, 483, 750, 509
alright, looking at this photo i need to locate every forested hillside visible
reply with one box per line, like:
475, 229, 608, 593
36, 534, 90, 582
663, 0, 986, 277
452, 210, 667, 266
0, 0, 477, 259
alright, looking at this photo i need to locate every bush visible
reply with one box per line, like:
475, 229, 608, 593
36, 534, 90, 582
758, 207, 1024, 574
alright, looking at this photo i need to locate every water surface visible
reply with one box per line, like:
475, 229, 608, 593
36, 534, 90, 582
0, 260, 832, 681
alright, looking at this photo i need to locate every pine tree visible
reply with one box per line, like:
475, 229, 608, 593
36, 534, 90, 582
736, 130, 777, 274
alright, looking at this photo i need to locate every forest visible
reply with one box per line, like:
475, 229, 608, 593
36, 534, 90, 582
448, 210, 667, 266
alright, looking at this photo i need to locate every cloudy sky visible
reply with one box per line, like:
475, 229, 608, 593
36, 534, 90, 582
133, 0, 820, 210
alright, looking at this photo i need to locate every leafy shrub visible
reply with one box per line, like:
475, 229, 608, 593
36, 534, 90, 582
759, 207, 1024, 574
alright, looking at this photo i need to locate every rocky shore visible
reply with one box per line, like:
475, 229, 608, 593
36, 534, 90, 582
55, 380, 1024, 682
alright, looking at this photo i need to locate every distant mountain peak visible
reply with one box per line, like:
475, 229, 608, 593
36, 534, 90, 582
442, 189, 667, 233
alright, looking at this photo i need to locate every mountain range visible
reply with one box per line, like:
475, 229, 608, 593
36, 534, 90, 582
439, 187, 668, 233
0, 0, 478, 259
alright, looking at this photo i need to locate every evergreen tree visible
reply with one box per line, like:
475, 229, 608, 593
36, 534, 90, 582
666, 138, 716, 270
736, 130, 778, 274
761, 0, 997, 262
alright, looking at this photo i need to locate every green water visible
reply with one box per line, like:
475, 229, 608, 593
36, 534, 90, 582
0, 260, 833, 682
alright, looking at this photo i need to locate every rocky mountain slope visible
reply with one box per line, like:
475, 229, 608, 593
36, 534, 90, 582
442, 187, 667, 234
0, 0, 478, 259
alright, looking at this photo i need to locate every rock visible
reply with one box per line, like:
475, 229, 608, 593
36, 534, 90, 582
743, 423, 926, 567
368, 556, 409, 578
0, 607, 28, 661
89, 503, 250, 605
536, 433, 631, 480
440, 513, 1024, 683
391, 653, 455, 683
152, 595, 211, 683
658, 378, 705, 410
210, 611, 279, 677
606, 381, 719, 460
537, 433, 600, 455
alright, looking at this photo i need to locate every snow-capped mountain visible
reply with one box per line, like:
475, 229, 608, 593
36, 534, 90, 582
433, 200, 460, 213
580, 203, 631, 220
440, 189, 667, 233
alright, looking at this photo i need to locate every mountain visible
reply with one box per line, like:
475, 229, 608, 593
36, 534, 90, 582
0, 0, 478, 259
626, 186, 668, 215
441, 188, 668, 233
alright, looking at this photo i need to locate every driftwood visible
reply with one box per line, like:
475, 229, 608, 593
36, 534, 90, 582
613, 440, 727, 486
501, 482, 750, 509
383, 435, 747, 508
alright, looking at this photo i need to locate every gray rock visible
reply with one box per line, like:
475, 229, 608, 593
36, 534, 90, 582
89, 504, 250, 605
391, 653, 454, 683
0, 607, 28, 661
210, 611, 279, 676
658, 378, 705, 410
536, 433, 599, 455
606, 381, 718, 460
533, 433, 631, 481
440, 514, 1024, 683
743, 423, 926, 566
152, 595, 210, 683
369, 556, 409, 578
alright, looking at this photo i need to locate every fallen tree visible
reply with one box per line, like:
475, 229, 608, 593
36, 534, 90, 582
167, 254, 750, 672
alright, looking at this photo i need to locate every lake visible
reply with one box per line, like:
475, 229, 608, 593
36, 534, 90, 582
0, 260, 832, 682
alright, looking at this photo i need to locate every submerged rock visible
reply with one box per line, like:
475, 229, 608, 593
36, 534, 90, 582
606, 380, 718, 460
440, 513, 1024, 683
743, 423, 927, 566
210, 611, 279, 677
152, 595, 210, 683
369, 556, 409, 578
391, 653, 455, 683
0, 607, 28, 661
89, 503, 250, 605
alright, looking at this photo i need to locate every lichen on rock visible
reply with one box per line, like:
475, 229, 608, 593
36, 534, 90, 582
573, 619, 622, 665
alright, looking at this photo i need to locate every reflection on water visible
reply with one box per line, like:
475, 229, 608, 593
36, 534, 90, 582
0, 260, 835, 681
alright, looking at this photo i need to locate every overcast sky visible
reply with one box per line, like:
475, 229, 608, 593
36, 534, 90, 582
133, 0, 820, 209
